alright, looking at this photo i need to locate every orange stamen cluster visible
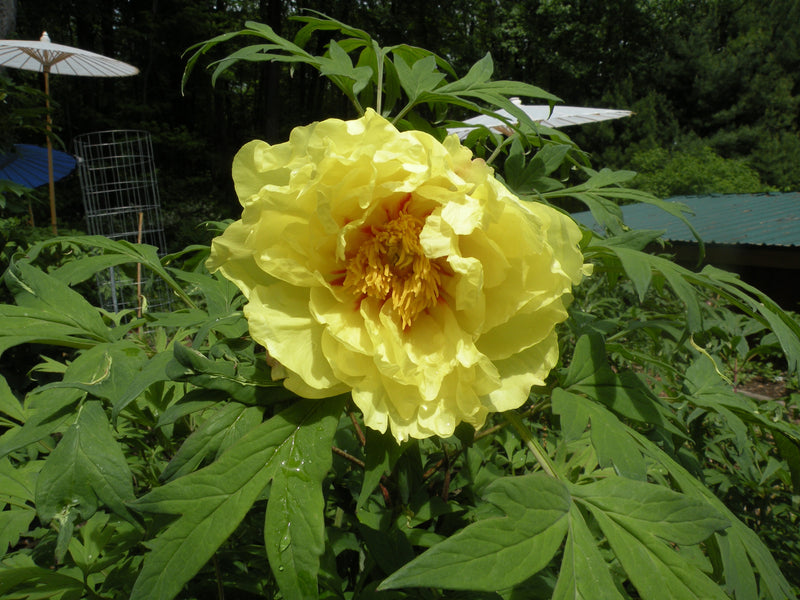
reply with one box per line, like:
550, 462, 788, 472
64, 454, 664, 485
343, 204, 443, 328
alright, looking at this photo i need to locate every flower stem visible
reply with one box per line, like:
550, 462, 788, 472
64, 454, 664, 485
504, 411, 559, 479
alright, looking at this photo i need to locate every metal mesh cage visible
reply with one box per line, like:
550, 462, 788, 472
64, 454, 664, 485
74, 130, 173, 314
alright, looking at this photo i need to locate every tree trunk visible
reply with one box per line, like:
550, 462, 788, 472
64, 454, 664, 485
0, 0, 16, 37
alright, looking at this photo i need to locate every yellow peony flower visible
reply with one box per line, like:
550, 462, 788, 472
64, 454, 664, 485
207, 109, 589, 441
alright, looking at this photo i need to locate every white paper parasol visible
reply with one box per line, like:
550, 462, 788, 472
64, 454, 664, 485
448, 98, 632, 139
0, 32, 138, 234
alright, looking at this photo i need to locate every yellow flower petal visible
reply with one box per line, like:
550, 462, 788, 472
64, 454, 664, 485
208, 108, 588, 441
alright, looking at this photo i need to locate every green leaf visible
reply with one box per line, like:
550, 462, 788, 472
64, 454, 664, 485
379, 473, 570, 591
562, 335, 677, 432
552, 388, 647, 480
552, 504, 625, 600
588, 507, 728, 600
593, 246, 702, 330
159, 403, 263, 481
111, 348, 175, 419
698, 265, 800, 373
167, 341, 288, 404
0, 509, 36, 554
599, 228, 667, 252
0, 388, 82, 459
264, 396, 342, 600
35, 401, 136, 525
37, 342, 149, 405
0, 457, 37, 503
612, 246, 653, 302
25, 235, 197, 309
393, 54, 445, 103
438, 52, 494, 92
67, 511, 115, 573
570, 477, 729, 547
715, 530, 758, 599
0, 562, 85, 598
533, 143, 572, 176
0, 374, 25, 423
319, 39, 374, 97
3, 260, 111, 342
359, 524, 417, 576
684, 357, 800, 447
129, 397, 345, 600
358, 427, 402, 509
626, 427, 796, 599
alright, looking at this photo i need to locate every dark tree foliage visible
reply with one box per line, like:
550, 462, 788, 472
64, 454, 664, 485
3, 0, 800, 246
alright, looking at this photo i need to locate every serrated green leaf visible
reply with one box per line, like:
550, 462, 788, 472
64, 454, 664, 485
379, 473, 570, 591
552, 504, 624, 600
129, 397, 344, 600
264, 396, 342, 600
35, 401, 136, 525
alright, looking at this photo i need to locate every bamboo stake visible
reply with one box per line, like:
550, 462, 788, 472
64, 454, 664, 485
136, 211, 144, 319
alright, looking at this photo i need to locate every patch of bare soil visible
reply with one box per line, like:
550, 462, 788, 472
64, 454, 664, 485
737, 377, 791, 401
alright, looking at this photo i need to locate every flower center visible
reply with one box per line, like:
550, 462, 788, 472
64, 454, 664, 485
343, 205, 443, 328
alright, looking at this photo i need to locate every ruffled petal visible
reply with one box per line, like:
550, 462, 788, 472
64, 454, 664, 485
208, 108, 588, 442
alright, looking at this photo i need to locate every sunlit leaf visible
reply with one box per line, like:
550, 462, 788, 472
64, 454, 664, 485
379, 473, 570, 591
552, 504, 624, 600
35, 401, 136, 525
129, 397, 344, 600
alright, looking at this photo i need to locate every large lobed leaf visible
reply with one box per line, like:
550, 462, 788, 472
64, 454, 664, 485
379, 473, 571, 591
128, 396, 344, 600
380, 473, 729, 596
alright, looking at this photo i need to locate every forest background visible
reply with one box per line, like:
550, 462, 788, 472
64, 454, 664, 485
2, 0, 799, 251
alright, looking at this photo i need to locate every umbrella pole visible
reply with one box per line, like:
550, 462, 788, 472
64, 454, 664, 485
44, 70, 58, 236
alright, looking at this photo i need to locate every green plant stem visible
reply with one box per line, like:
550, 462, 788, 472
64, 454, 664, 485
213, 553, 225, 600
373, 41, 384, 115
485, 136, 514, 166
504, 410, 559, 479
391, 101, 415, 126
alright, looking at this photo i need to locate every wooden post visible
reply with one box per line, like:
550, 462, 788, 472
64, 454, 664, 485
44, 69, 57, 236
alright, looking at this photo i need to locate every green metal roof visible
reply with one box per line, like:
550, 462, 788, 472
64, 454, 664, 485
574, 192, 800, 247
